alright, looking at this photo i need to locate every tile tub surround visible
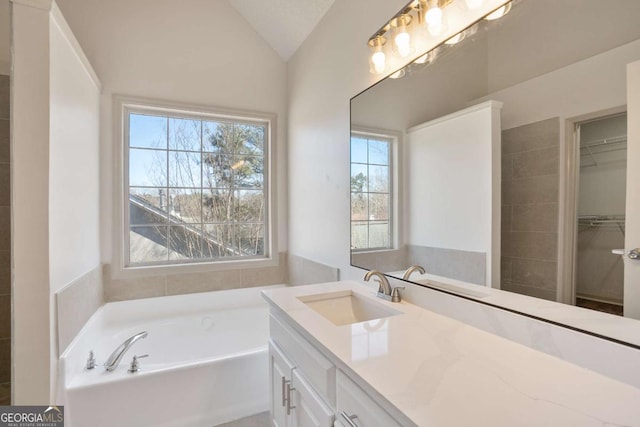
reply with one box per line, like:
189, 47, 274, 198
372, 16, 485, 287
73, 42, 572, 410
55, 265, 104, 355
502, 117, 560, 301
351, 245, 486, 285
263, 282, 640, 426
103, 252, 288, 302
0, 74, 9, 405
287, 253, 339, 286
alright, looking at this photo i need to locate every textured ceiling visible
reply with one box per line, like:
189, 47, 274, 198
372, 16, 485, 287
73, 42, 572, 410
227, 0, 335, 61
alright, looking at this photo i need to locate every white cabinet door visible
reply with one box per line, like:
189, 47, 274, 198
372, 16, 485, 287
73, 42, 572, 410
291, 370, 334, 427
270, 341, 295, 427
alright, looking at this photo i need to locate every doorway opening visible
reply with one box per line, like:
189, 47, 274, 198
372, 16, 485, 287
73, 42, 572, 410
574, 113, 627, 315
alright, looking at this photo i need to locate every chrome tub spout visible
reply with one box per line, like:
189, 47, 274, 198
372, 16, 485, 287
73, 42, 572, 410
104, 331, 148, 372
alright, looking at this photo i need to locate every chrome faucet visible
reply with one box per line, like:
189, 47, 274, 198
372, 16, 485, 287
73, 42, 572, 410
104, 331, 148, 372
364, 270, 392, 296
402, 265, 426, 280
364, 270, 404, 302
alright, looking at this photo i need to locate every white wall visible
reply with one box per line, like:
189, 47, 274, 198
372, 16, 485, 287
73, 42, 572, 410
12, 0, 101, 402
480, 39, 640, 131
287, 0, 508, 279
49, 6, 101, 295
406, 101, 501, 286
55, 0, 288, 272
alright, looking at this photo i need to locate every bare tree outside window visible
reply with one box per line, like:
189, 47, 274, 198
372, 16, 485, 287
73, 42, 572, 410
350, 134, 392, 250
127, 112, 267, 266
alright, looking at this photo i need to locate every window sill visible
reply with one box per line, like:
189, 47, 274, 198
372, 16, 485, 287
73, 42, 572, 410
112, 254, 281, 280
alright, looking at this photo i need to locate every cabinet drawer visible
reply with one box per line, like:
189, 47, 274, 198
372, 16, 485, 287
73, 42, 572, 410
270, 312, 336, 406
336, 370, 403, 427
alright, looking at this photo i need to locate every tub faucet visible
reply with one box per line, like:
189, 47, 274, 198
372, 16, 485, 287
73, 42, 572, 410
104, 331, 148, 372
364, 270, 394, 299
402, 265, 426, 280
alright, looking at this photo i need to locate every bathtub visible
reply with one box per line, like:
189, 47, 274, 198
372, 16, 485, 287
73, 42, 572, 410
59, 285, 283, 427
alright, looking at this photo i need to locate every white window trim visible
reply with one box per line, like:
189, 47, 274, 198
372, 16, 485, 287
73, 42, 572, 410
112, 95, 278, 278
350, 126, 403, 252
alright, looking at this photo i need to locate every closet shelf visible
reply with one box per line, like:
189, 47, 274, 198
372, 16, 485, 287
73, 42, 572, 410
578, 215, 625, 235
580, 135, 626, 168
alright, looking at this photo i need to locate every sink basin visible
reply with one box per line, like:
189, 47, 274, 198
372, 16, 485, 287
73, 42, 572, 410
298, 290, 402, 326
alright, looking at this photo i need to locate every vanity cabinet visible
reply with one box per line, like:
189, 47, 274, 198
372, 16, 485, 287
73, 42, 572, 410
269, 311, 407, 427
269, 311, 335, 427
336, 370, 403, 427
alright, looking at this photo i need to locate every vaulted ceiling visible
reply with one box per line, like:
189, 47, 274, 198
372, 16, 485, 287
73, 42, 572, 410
227, 0, 336, 61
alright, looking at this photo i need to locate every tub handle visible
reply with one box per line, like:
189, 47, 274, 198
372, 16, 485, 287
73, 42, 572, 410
128, 354, 149, 373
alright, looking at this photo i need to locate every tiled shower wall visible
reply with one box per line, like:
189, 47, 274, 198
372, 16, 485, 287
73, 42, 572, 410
0, 74, 10, 405
501, 118, 560, 301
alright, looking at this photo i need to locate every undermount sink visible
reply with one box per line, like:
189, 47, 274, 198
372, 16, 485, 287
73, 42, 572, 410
298, 290, 402, 326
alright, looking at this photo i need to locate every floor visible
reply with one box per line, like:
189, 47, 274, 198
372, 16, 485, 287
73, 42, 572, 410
214, 412, 270, 427
576, 298, 623, 316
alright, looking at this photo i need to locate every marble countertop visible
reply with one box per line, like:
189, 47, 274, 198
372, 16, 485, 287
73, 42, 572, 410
262, 281, 640, 427
387, 270, 640, 347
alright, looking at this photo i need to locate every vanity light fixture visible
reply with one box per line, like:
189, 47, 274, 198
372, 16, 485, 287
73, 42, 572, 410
423, 0, 452, 35
367, 0, 512, 76
464, 0, 484, 10
485, 1, 512, 20
368, 35, 387, 74
392, 14, 413, 58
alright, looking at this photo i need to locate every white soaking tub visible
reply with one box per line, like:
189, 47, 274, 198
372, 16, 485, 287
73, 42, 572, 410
59, 285, 282, 427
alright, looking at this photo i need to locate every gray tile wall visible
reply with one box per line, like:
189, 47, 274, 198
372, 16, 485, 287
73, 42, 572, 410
501, 118, 560, 301
0, 74, 9, 405
103, 253, 289, 302
407, 245, 486, 285
350, 246, 408, 273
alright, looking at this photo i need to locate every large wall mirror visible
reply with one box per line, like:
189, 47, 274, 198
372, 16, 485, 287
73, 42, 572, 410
350, 0, 640, 346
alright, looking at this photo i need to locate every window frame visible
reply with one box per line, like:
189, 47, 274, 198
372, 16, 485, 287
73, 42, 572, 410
113, 95, 278, 277
350, 128, 402, 253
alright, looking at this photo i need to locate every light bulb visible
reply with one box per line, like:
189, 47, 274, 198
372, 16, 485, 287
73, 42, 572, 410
445, 32, 464, 45
485, 2, 512, 20
393, 14, 413, 58
389, 69, 405, 79
425, 6, 443, 27
414, 53, 430, 64
395, 31, 411, 57
465, 0, 484, 10
371, 51, 386, 74
428, 23, 444, 36
368, 35, 387, 75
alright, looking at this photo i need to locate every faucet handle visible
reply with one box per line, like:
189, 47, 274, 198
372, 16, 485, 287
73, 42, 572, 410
391, 285, 405, 303
128, 354, 149, 373
86, 350, 97, 370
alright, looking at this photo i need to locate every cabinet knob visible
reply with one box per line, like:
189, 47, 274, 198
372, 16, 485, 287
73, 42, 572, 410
341, 411, 359, 427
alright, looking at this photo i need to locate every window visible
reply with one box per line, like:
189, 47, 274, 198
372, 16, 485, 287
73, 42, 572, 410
121, 101, 273, 268
350, 132, 393, 250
